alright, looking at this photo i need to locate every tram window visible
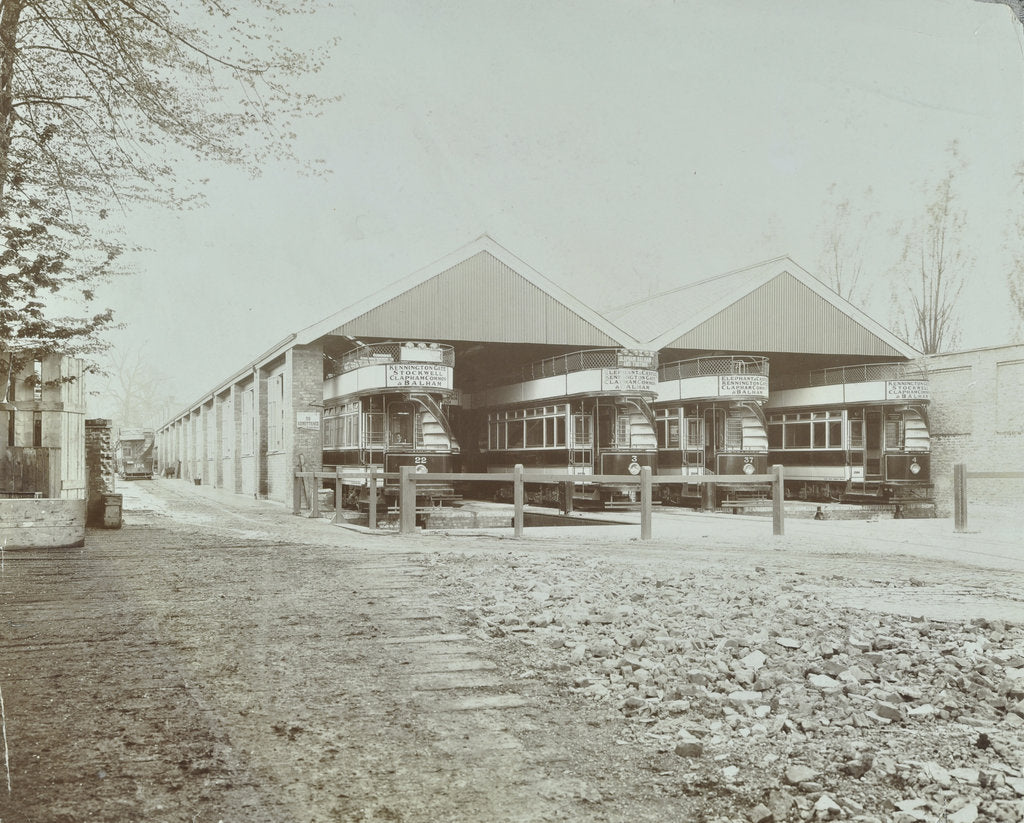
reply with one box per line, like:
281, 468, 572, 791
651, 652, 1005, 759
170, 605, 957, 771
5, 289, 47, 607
785, 421, 810, 449
849, 419, 864, 450
812, 421, 827, 449
365, 412, 384, 447
525, 418, 544, 448
616, 413, 631, 448
767, 422, 782, 450
544, 416, 566, 447
828, 420, 842, 448
725, 417, 743, 450
686, 418, 703, 448
573, 415, 592, 447
389, 403, 414, 445
885, 416, 903, 449
507, 419, 524, 449
659, 417, 680, 448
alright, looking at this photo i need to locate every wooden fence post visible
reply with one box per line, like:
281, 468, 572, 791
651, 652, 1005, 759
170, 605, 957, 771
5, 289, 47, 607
640, 466, 652, 540
367, 467, 378, 531
513, 464, 524, 538
333, 469, 342, 524
954, 463, 968, 533
399, 465, 417, 535
310, 474, 320, 518
292, 472, 302, 516
772, 464, 785, 536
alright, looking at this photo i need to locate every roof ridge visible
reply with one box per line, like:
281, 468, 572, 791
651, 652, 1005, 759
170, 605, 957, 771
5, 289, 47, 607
604, 255, 794, 314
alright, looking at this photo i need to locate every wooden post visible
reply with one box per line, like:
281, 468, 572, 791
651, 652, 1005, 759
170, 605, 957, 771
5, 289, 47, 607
310, 474, 320, 518
640, 466, 652, 540
333, 469, 343, 524
772, 464, 785, 536
399, 465, 417, 535
513, 464, 524, 538
292, 472, 302, 516
367, 467, 378, 531
701, 480, 716, 512
954, 463, 968, 533
563, 481, 574, 515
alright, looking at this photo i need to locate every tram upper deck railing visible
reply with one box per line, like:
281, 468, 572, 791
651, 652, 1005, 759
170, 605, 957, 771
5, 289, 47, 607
334, 342, 455, 376
658, 355, 769, 382
807, 361, 927, 387
507, 348, 658, 384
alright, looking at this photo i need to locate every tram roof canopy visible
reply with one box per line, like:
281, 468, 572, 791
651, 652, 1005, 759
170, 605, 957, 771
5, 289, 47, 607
604, 256, 920, 359
295, 235, 638, 349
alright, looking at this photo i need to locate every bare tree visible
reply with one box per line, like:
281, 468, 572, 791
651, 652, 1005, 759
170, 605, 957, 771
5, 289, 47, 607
890, 148, 971, 354
99, 346, 177, 429
816, 184, 878, 306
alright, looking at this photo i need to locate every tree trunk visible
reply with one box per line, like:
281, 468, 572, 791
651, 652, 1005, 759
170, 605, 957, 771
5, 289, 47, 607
0, 0, 25, 207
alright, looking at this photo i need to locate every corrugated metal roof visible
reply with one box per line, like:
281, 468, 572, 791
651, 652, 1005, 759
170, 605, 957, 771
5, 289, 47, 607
296, 235, 639, 348
605, 256, 919, 358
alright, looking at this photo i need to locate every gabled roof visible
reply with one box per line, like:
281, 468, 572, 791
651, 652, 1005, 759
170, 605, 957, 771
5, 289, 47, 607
294, 235, 640, 349
605, 256, 920, 358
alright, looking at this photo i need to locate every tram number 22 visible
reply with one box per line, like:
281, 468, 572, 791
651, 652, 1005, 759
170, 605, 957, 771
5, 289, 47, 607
413, 457, 428, 465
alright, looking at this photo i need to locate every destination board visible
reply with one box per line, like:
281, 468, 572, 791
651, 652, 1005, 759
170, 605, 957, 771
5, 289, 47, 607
718, 374, 769, 398
385, 363, 453, 390
601, 368, 657, 393
885, 380, 929, 401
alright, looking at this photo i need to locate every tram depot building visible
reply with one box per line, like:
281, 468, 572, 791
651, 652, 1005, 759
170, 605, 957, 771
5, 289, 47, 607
155, 236, 1024, 517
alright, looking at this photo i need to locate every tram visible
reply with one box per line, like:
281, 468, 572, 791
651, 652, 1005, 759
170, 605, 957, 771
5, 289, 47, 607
765, 361, 931, 503
116, 428, 155, 480
464, 348, 659, 507
654, 355, 770, 506
322, 341, 460, 506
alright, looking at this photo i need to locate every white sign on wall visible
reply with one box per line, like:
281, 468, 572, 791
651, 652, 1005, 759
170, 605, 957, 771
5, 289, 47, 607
601, 367, 657, 393
296, 411, 320, 430
385, 363, 454, 390
718, 374, 769, 398
885, 380, 929, 401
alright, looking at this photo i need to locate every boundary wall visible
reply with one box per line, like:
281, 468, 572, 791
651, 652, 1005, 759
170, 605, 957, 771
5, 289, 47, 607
924, 343, 1024, 515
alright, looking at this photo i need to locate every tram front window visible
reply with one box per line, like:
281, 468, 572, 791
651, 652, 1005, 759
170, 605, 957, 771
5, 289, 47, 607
389, 402, 415, 446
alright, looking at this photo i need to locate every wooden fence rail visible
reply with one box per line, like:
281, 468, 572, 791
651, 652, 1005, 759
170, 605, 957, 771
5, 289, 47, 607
953, 464, 1024, 533
295, 465, 787, 540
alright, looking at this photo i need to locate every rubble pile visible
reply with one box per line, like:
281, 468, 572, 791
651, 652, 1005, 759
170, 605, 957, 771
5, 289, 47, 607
431, 551, 1024, 822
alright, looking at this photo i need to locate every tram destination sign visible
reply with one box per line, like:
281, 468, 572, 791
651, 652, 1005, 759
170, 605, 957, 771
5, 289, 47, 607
602, 367, 657, 393
718, 374, 769, 398
885, 380, 929, 401
385, 362, 453, 390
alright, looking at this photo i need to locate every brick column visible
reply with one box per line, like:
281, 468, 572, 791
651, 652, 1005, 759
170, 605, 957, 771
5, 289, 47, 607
85, 418, 115, 526
286, 344, 325, 507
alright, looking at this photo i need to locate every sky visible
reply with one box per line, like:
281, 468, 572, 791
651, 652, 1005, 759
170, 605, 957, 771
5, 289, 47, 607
90, 0, 1024, 421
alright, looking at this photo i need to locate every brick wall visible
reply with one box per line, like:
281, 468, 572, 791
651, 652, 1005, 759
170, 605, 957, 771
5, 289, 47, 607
924, 344, 1024, 515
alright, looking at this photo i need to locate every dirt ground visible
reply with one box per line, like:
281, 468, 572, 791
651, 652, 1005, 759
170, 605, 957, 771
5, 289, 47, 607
0, 480, 1022, 822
